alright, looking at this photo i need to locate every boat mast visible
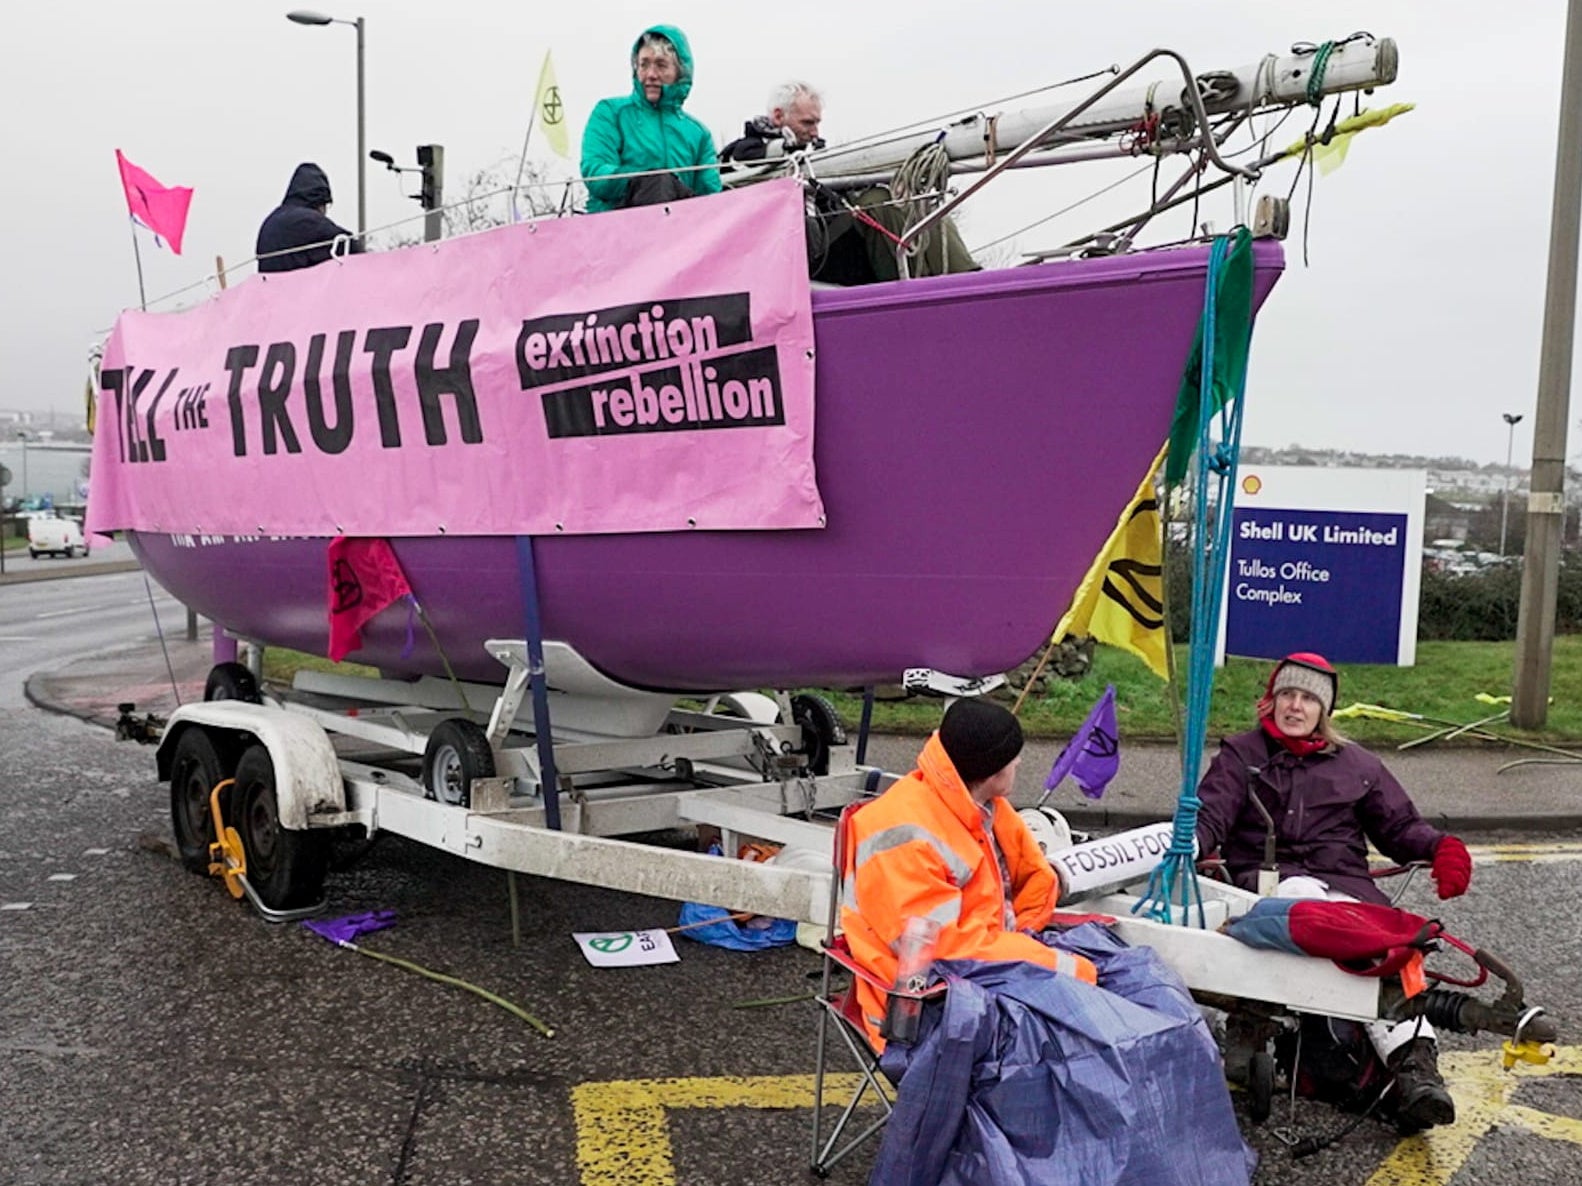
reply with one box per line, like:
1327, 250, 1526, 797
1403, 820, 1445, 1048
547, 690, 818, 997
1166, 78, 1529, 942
794, 36, 1397, 184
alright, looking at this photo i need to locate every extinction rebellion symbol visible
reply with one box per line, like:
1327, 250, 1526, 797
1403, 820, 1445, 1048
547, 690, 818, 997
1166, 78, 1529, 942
541, 86, 564, 125
588, 934, 633, 954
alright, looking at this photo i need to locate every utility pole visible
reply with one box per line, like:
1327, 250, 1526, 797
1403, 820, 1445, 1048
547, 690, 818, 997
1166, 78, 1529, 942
1513, 0, 1582, 728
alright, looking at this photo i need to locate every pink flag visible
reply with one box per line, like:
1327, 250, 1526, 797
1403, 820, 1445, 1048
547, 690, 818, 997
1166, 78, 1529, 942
328, 538, 414, 661
115, 150, 193, 255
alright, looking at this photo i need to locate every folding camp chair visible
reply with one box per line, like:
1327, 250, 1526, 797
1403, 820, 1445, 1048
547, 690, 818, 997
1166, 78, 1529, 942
810, 800, 945, 1178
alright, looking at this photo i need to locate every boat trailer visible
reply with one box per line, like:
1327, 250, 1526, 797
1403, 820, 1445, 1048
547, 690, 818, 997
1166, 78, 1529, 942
121, 642, 1557, 1092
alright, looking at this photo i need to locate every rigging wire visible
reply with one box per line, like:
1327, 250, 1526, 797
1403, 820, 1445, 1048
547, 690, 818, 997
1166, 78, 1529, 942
969, 158, 1158, 255
813, 65, 1124, 162
142, 571, 182, 708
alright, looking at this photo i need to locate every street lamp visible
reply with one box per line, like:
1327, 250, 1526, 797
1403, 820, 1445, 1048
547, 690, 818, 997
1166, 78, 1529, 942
286, 9, 366, 237
15, 430, 28, 500
1500, 411, 1524, 556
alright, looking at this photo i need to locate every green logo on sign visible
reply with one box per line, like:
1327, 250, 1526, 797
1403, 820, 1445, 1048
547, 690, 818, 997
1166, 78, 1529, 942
589, 933, 634, 954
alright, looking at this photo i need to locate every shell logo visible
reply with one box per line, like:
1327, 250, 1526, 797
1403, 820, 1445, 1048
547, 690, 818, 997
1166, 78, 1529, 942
1241, 475, 1263, 496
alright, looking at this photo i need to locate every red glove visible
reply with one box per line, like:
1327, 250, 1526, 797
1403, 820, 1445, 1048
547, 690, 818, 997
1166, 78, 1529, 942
1431, 836, 1472, 899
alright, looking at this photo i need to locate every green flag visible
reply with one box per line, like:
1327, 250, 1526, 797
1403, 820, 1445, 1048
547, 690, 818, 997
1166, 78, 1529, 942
1164, 227, 1256, 486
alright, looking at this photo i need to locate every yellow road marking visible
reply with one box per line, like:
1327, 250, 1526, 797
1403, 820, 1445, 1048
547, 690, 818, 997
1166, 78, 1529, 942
1370, 842, 1582, 869
1470, 841, 1582, 864
572, 1073, 870, 1186
1366, 1044, 1582, 1185
573, 1047, 1582, 1186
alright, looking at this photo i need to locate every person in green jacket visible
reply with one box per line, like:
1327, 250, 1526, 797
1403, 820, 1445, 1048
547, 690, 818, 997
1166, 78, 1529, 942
581, 24, 721, 213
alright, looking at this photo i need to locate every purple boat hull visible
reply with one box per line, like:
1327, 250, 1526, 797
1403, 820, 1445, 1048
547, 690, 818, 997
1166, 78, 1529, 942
130, 243, 1282, 692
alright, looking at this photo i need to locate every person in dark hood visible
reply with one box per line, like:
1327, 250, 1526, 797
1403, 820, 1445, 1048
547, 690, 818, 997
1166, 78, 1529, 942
256, 163, 362, 274
1194, 652, 1472, 1133
580, 25, 720, 212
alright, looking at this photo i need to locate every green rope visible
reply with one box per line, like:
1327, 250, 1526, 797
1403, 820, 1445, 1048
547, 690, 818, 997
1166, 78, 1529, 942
732, 992, 817, 1010
1305, 40, 1336, 106
344, 940, 555, 1037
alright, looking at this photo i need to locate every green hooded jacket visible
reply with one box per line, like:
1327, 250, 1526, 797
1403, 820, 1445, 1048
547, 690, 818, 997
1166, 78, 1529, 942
580, 24, 721, 212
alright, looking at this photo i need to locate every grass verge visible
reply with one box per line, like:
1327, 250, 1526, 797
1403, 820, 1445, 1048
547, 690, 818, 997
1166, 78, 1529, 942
810, 636, 1582, 748
259, 637, 1582, 749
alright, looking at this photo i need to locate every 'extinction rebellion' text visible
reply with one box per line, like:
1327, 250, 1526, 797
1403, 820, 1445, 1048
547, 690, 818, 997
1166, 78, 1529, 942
517, 293, 786, 439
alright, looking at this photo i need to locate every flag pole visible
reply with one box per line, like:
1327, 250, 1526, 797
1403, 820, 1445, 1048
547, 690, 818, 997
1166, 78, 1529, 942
511, 50, 549, 222
126, 219, 149, 311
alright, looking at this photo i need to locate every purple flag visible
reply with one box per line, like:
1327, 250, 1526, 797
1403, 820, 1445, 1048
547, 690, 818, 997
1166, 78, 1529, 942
1044, 684, 1120, 800
303, 909, 397, 946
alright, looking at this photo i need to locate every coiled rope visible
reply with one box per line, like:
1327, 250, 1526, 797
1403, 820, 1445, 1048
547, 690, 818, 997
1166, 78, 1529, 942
890, 139, 954, 262
1304, 40, 1336, 106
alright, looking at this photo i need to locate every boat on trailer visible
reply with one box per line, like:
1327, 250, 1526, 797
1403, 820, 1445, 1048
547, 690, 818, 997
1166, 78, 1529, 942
110, 34, 1552, 1075
94, 37, 1400, 695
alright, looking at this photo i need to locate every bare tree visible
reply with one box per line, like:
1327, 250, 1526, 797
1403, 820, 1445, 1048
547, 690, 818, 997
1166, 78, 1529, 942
447, 159, 580, 236
368, 159, 581, 250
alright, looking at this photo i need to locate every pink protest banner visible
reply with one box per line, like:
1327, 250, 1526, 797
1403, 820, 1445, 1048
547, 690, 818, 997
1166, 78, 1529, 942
87, 180, 822, 539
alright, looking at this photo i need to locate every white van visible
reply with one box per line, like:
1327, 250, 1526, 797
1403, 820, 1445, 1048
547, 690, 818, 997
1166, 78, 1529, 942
27, 516, 87, 559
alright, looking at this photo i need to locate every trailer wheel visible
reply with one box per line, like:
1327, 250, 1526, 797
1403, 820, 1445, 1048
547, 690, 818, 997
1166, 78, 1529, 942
422, 719, 495, 809
1247, 1050, 1276, 1124
170, 728, 229, 874
791, 693, 846, 776
232, 744, 328, 910
204, 662, 260, 704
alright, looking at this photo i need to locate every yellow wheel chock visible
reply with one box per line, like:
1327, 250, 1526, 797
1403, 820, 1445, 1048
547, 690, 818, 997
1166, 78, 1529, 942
205, 778, 247, 900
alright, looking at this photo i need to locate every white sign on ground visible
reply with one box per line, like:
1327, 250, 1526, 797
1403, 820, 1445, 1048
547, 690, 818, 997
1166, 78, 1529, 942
1219, 466, 1426, 666
573, 928, 681, 968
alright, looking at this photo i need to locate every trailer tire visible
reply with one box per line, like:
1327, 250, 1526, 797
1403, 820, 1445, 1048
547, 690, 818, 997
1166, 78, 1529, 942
204, 662, 261, 704
232, 744, 328, 910
791, 693, 846, 776
170, 728, 229, 874
422, 719, 495, 809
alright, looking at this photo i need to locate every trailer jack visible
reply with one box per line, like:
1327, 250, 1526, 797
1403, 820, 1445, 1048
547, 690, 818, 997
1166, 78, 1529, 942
115, 702, 165, 745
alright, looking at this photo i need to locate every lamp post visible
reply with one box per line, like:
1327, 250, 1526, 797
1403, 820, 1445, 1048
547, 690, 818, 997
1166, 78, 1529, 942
286, 9, 366, 236
1500, 412, 1524, 556
16, 430, 28, 500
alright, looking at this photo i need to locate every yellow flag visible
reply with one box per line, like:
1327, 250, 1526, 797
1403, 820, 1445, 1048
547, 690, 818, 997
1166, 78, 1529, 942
534, 51, 571, 160
1311, 131, 1354, 176
1280, 102, 1415, 176
1053, 447, 1169, 680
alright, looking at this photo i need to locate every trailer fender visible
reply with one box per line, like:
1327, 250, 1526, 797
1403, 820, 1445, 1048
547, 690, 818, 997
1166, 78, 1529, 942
156, 702, 344, 829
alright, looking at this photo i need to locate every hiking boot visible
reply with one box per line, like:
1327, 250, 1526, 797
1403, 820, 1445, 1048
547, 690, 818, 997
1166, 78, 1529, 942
1388, 1038, 1456, 1132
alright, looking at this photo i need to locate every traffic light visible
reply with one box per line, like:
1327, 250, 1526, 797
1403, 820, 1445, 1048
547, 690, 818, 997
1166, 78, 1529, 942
416, 144, 443, 212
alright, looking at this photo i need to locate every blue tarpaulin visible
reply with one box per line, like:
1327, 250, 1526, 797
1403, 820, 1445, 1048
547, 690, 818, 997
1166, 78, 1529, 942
675, 901, 797, 951
873, 923, 1254, 1186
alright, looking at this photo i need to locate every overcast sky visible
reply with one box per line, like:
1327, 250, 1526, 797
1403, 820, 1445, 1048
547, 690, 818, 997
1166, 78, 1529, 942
5, 0, 1574, 466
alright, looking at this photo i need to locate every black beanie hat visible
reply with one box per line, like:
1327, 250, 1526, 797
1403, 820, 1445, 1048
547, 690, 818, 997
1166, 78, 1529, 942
939, 699, 1024, 785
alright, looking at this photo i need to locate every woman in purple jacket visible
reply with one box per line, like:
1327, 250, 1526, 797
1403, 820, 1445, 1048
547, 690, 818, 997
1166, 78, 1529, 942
1195, 652, 1473, 1133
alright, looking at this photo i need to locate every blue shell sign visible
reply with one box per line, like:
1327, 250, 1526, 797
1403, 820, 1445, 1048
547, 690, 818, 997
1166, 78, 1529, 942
1223, 468, 1425, 666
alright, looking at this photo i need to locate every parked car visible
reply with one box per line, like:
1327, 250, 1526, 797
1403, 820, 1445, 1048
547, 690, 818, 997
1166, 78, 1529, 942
27, 516, 87, 559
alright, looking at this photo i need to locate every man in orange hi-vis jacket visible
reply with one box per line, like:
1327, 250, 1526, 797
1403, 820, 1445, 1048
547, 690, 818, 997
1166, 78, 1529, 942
841, 699, 1098, 1049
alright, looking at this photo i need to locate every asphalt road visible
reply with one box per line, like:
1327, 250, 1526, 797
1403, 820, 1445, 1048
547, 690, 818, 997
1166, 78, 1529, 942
0, 536, 137, 582
3, 570, 1582, 1185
